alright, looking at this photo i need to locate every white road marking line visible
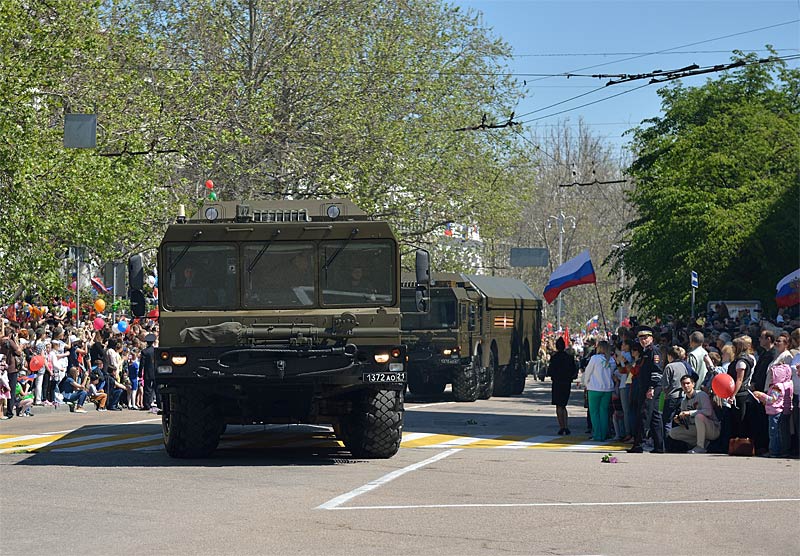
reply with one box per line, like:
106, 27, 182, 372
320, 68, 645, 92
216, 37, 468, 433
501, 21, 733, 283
0, 434, 117, 453
122, 418, 162, 425
0, 442, 52, 453
134, 443, 164, 452
0, 434, 53, 446
326, 498, 800, 511
502, 435, 559, 449
569, 440, 616, 450
50, 434, 164, 452
317, 448, 462, 510
400, 432, 437, 442
36, 434, 116, 450
424, 435, 499, 448
406, 401, 458, 409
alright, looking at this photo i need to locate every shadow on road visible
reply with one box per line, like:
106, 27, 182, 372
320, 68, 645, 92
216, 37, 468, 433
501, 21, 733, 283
6, 380, 588, 468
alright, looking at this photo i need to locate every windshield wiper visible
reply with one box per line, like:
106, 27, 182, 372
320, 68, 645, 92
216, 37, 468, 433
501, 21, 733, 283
248, 230, 281, 272
167, 230, 202, 273
323, 228, 358, 271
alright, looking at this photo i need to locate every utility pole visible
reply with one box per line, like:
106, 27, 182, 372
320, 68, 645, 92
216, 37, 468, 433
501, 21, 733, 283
612, 242, 628, 326
547, 210, 576, 332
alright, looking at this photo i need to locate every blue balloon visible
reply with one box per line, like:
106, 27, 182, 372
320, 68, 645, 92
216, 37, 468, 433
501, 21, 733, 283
118, 320, 129, 333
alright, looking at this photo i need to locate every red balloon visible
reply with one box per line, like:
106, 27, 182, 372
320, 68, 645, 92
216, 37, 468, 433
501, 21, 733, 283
711, 373, 735, 399
29, 355, 45, 372
205, 179, 214, 189
93, 316, 105, 331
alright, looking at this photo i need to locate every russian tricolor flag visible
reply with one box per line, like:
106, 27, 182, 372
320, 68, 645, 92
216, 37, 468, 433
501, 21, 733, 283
543, 249, 596, 304
90, 276, 111, 294
775, 268, 800, 308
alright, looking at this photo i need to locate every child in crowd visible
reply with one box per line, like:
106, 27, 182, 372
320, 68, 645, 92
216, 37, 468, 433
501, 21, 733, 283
87, 373, 107, 411
15, 378, 34, 416
753, 363, 794, 457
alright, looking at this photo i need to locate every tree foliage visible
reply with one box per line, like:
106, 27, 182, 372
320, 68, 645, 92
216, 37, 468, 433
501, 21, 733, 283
615, 52, 800, 319
1, 0, 529, 298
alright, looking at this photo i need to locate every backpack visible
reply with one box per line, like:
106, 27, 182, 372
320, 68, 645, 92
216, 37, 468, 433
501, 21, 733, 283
58, 375, 70, 392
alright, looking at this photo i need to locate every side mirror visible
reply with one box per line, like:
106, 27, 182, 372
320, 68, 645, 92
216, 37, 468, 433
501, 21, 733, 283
414, 249, 430, 313
128, 254, 145, 318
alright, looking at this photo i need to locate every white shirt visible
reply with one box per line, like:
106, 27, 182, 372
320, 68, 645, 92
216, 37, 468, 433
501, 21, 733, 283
582, 353, 615, 392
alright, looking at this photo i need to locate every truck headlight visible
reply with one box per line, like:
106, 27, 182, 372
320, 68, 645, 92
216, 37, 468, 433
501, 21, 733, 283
374, 353, 390, 364
171, 355, 187, 366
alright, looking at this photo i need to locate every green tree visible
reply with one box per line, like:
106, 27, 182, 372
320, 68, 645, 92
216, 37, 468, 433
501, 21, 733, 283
0, 0, 176, 298
0, 0, 535, 298
128, 0, 527, 257
614, 52, 800, 319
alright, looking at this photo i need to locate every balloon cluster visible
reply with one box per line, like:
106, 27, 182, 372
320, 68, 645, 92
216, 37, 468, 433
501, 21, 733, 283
205, 179, 217, 201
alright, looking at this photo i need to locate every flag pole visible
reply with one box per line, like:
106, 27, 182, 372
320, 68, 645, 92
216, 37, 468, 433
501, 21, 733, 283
593, 282, 610, 339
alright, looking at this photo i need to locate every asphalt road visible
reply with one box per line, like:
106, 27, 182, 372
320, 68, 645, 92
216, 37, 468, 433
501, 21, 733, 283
1, 380, 798, 556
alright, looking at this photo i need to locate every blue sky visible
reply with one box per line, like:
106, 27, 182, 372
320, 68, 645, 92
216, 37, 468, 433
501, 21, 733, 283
452, 0, 799, 153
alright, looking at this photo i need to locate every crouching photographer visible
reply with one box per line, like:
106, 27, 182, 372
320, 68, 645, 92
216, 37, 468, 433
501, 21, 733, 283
669, 374, 720, 453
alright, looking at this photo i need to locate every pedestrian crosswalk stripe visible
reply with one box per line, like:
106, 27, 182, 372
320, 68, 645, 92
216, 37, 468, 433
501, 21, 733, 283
83, 435, 164, 452
0, 434, 65, 453
0, 430, 630, 453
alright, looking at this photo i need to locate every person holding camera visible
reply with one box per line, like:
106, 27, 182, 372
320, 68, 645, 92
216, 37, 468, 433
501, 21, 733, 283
668, 374, 720, 453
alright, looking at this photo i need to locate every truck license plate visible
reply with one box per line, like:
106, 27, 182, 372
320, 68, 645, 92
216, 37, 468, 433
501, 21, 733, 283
362, 372, 407, 383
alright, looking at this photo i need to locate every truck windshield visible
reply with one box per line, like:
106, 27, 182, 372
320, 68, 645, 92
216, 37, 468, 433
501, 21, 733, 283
400, 289, 457, 330
244, 242, 315, 307
320, 240, 394, 306
163, 243, 238, 310
162, 239, 395, 309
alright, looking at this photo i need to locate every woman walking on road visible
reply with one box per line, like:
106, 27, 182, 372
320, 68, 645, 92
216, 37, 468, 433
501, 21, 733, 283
547, 337, 577, 435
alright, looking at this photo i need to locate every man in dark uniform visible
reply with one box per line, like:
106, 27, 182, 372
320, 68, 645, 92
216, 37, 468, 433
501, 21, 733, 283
141, 333, 157, 412
628, 326, 665, 453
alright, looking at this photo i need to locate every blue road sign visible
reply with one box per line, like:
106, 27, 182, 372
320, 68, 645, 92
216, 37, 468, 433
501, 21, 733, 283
691, 271, 698, 289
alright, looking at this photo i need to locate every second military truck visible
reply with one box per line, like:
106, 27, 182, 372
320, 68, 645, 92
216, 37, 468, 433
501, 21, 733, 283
400, 272, 542, 401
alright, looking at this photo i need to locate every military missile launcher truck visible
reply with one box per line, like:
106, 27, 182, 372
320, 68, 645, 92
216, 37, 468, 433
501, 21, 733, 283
129, 199, 430, 459
400, 273, 542, 400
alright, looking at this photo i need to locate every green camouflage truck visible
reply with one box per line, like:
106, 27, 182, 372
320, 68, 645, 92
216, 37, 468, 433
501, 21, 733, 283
129, 199, 430, 459
400, 272, 542, 400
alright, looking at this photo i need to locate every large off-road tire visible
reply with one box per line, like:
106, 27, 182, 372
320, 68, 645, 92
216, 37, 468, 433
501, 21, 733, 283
511, 360, 527, 395
342, 389, 403, 459
452, 362, 479, 402
162, 390, 223, 459
478, 351, 495, 400
494, 365, 514, 397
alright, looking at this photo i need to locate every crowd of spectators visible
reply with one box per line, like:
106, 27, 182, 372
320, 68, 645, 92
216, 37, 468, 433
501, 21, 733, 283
544, 304, 800, 458
0, 299, 158, 420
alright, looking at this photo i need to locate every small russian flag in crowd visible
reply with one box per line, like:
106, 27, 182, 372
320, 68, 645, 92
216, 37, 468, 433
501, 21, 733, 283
775, 268, 800, 308
585, 314, 600, 330
543, 249, 597, 304
90, 276, 111, 294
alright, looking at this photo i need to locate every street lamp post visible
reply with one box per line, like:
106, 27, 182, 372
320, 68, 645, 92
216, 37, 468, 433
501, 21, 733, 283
612, 242, 628, 326
547, 210, 576, 332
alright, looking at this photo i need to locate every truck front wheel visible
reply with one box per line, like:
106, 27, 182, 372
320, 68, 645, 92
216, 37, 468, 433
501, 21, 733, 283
162, 390, 223, 458
452, 361, 479, 402
342, 389, 403, 459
